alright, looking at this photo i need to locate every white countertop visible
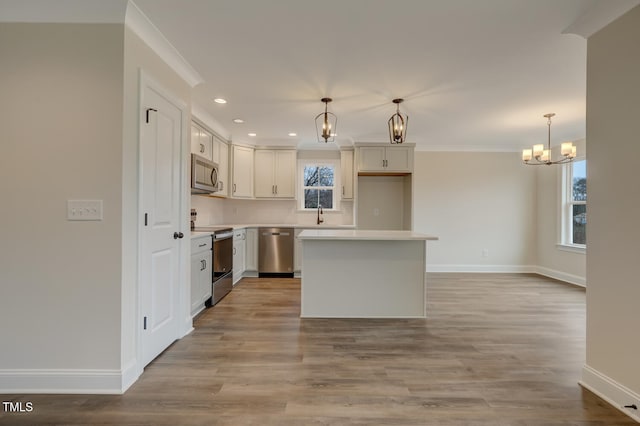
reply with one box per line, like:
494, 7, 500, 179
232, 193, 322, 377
298, 229, 439, 241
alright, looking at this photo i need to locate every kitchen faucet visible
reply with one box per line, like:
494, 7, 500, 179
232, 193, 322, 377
317, 204, 324, 225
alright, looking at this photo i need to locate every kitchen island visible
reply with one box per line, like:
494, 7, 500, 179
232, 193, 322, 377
298, 229, 438, 318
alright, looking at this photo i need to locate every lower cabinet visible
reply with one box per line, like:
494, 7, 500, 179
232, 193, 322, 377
245, 228, 258, 274
233, 228, 246, 285
190, 235, 212, 317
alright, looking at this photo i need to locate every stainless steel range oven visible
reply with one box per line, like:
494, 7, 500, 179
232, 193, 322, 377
211, 228, 233, 305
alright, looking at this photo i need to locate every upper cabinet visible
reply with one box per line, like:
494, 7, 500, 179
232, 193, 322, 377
357, 145, 414, 173
254, 149, 296, 198
340, 149, 354, 200
190, 122, 213, 161
212, 135, 229, 197
231, 145, 254, 198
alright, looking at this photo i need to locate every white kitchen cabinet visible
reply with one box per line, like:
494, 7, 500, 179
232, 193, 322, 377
232, 145, 254, 198
357, 145, 413, 173
190, 122, 213, 161
245, 228, 258, 273
254, 149, 296, 198
213, 136, 229, 197
233, 228, 246, 285
190, 235, 212, 317
340, 149, 354, 200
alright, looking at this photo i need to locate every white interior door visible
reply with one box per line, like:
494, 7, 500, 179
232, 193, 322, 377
140, 82, 184, 367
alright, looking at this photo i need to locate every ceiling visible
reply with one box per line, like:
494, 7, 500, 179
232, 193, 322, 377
3, 0, 638, 151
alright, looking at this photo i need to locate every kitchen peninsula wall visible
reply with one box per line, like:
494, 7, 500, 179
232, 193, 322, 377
190, 196, 354, 227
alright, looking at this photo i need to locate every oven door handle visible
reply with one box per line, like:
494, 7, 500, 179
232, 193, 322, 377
214, 231, 234, 240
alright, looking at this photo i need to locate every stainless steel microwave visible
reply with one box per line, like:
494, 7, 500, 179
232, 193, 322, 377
191, 154, 219, 194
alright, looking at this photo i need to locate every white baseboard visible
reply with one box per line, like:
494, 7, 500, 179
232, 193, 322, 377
0, 368, 128, 394
580, 364, 640, 423
425, 264, 587, 287
535, 266, 586, 287
120, 360, 141, 394
426, 264, 536, 273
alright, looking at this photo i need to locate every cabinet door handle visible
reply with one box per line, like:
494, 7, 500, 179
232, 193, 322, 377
275, 185, 278, 195
198, 243, 206, 247
200, 143, 205, 153
233, 247, 236, 255
203, 259, 207, 270
342, 186, 345, 195
233, 183, 236, 193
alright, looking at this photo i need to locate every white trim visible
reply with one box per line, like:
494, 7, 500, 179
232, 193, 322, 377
414, 145, 520, 153
297, 159, 341, 211
426, 264, 536, 273
535, 266, 586, 287
125, 1, 203, 88
0, 369, 126, 395
137, 69, 191, 376
120, 360, 140, 393
562, 0, 640, 39
580, 364, 640, 423
556, 243, 586, 254
191, 104, 231, 141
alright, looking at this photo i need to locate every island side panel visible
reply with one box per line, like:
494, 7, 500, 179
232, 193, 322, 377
300, 239, 426, 318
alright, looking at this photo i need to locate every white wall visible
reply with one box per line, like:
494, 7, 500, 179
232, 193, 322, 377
535, 139, 587, 286
357, 176, 409, 230
412, 151, 537, 271
581, 5, 640, 418
0, 24, 124, 372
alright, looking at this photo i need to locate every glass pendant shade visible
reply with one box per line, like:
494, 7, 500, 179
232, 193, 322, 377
388, 98, 408, 144
315, 98, 337, 143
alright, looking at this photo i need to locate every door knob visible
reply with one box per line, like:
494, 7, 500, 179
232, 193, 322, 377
173, 231, 184, 239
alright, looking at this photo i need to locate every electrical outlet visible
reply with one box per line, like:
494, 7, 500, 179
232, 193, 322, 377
67, 200, 103, 221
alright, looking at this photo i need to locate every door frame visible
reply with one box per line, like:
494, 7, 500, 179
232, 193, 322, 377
136, 69, 192, 376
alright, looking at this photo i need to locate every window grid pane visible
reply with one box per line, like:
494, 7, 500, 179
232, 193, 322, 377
302, 164, 335, 210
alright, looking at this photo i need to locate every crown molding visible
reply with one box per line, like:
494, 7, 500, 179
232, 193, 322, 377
563, 0, 640, 38
125, 1, 203, 88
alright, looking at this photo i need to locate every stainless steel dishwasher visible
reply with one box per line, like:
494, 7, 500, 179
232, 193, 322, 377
258, 227, 294, 277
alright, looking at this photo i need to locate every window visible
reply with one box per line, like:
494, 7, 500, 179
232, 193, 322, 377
562, 159, 586, 247
301, 163, 336, 210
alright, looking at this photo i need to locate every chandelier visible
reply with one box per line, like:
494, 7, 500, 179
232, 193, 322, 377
522, 113, 576, 165
315, 97, 337, 143
388, 98, 408, 144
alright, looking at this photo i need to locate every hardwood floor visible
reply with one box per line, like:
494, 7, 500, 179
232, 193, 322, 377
1, 274, 636, 425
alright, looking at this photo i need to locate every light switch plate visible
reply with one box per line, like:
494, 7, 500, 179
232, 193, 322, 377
67, 200, 103, 221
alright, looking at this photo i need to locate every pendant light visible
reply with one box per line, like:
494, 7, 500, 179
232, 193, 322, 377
315, 97, 337, 143
388, 98, 408, 144
522, 113, 576, 165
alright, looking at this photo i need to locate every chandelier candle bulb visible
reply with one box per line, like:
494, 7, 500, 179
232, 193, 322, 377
541, 149, 550, 162
533, 144, 544, 158
570, 146, 577, 158
522, 149, 533, 162
561, 142, 573, 156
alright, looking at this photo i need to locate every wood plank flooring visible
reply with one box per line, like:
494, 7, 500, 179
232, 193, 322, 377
1, 274, 636, 425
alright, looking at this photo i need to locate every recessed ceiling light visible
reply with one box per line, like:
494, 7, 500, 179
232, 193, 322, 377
232, 118, 244, 124
248, 133, 257, 137
288, 132, 297, 137
213, 98, 227, 104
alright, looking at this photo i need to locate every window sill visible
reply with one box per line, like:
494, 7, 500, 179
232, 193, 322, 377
297, 209, 342, 214
556, 244, 586, 254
